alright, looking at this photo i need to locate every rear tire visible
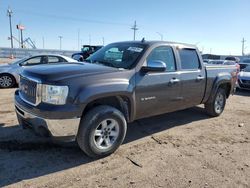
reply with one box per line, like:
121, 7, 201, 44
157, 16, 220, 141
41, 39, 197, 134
77, 105, 127, 158
0, 74, 16, 88
205, 88, 226, 117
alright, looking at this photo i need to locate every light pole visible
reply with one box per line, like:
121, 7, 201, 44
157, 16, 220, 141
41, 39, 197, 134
7, 7, 14, 48
58, 36, 63, 50
156, 32, 163, 41
102, 37, 105, 45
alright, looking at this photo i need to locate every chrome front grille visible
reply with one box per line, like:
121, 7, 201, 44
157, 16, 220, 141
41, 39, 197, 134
19, 76, 38, 105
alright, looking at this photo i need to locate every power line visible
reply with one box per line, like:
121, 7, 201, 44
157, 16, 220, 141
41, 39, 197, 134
131, 21, 138, 41
16, 9, 131, 26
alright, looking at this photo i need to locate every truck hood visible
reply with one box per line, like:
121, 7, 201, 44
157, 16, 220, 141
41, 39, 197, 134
21, 62, 120, 82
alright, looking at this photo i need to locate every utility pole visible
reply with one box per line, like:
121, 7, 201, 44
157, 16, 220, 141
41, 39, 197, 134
20, 28, 24, 48
7, 7, 14, 48
131, 21, 138, 41
102, 37, 105, 45
156, 32, 163, 41
58, 36, 63, 50
242, 38, 246, 56
77, 29, 80, 50
42, 37, 45, 49
16, 24, 25, 48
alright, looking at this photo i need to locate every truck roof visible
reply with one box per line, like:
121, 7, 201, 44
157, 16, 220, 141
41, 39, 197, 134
112, 40, 197, 49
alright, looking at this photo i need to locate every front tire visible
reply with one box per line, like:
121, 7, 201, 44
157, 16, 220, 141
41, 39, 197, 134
77, 105, 127, 158
0, 74, 16, 88
205, 88, 226, 117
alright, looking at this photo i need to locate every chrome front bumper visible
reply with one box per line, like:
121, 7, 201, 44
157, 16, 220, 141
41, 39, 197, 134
15, 105, 80, 139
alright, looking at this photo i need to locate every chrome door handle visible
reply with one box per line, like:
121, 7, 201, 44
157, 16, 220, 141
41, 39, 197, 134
196, 76, 205, 81
169, 78, 180, 84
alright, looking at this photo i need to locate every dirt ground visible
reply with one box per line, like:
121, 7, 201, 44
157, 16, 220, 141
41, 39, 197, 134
0, 89, 249, 188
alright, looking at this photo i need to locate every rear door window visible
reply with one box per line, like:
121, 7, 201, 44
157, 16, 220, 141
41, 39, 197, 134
179, 49, 200, 70
48, 56, 60, 63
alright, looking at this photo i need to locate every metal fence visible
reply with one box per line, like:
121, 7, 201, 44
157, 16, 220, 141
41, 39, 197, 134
0, 47, 78, 59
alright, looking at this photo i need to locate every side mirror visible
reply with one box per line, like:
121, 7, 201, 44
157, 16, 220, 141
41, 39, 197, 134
141, 60, 166, 72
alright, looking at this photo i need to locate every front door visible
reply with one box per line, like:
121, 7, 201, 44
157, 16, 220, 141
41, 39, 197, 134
135, 46, 182, 119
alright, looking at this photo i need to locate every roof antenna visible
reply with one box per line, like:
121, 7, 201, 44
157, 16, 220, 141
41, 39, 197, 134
141, 37, 145, 43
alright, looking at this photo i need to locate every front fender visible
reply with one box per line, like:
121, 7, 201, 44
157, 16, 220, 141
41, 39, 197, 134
74, 80, 136, 119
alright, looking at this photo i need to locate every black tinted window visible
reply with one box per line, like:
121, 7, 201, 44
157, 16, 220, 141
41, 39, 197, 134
179, 49, 200, 70
147, 46, 176, 71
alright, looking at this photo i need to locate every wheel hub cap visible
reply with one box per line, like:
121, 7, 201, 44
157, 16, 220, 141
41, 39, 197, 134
0, 76, 12, 87
215, 93, 224, 113
93, 119, 119, 150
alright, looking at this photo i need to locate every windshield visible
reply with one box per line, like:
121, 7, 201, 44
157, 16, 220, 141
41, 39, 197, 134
86, 43, 146, 69
82, 47, 90, 52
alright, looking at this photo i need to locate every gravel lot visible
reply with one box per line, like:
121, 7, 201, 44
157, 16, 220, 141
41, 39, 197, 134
0, 88, 249, 188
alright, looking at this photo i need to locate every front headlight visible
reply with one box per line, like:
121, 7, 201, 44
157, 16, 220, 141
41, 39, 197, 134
42, 84, 69, 105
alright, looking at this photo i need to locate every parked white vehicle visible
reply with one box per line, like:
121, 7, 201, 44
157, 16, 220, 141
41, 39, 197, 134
0, 54, 77, 88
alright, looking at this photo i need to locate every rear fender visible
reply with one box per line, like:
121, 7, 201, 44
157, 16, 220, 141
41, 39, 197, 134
206, 73, 232, 104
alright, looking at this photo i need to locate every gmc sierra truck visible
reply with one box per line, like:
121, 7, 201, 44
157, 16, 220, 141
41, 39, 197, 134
15, 41, 237, 158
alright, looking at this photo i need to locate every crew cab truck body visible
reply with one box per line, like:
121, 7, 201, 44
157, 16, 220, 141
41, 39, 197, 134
15, 41, 237, 158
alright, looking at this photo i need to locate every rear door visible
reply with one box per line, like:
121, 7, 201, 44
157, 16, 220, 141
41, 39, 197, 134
135, 45, 182, 119
177, 48, 206, 108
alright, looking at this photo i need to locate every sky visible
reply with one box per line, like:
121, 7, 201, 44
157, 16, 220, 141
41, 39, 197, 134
0, 0, 249, 55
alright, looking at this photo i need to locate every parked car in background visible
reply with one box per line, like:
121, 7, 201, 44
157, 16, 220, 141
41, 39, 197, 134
202, 59, 210, 64
209, 60, 225, 65
239, 58, 250, 70
0, 54, 77, 88
238, 65, 250, 90
209, 60, 240, 72
225, 56, 240, 63
72, 45, 103, 61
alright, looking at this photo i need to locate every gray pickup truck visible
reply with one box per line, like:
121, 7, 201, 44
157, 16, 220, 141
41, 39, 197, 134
15, 41, 237, 158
